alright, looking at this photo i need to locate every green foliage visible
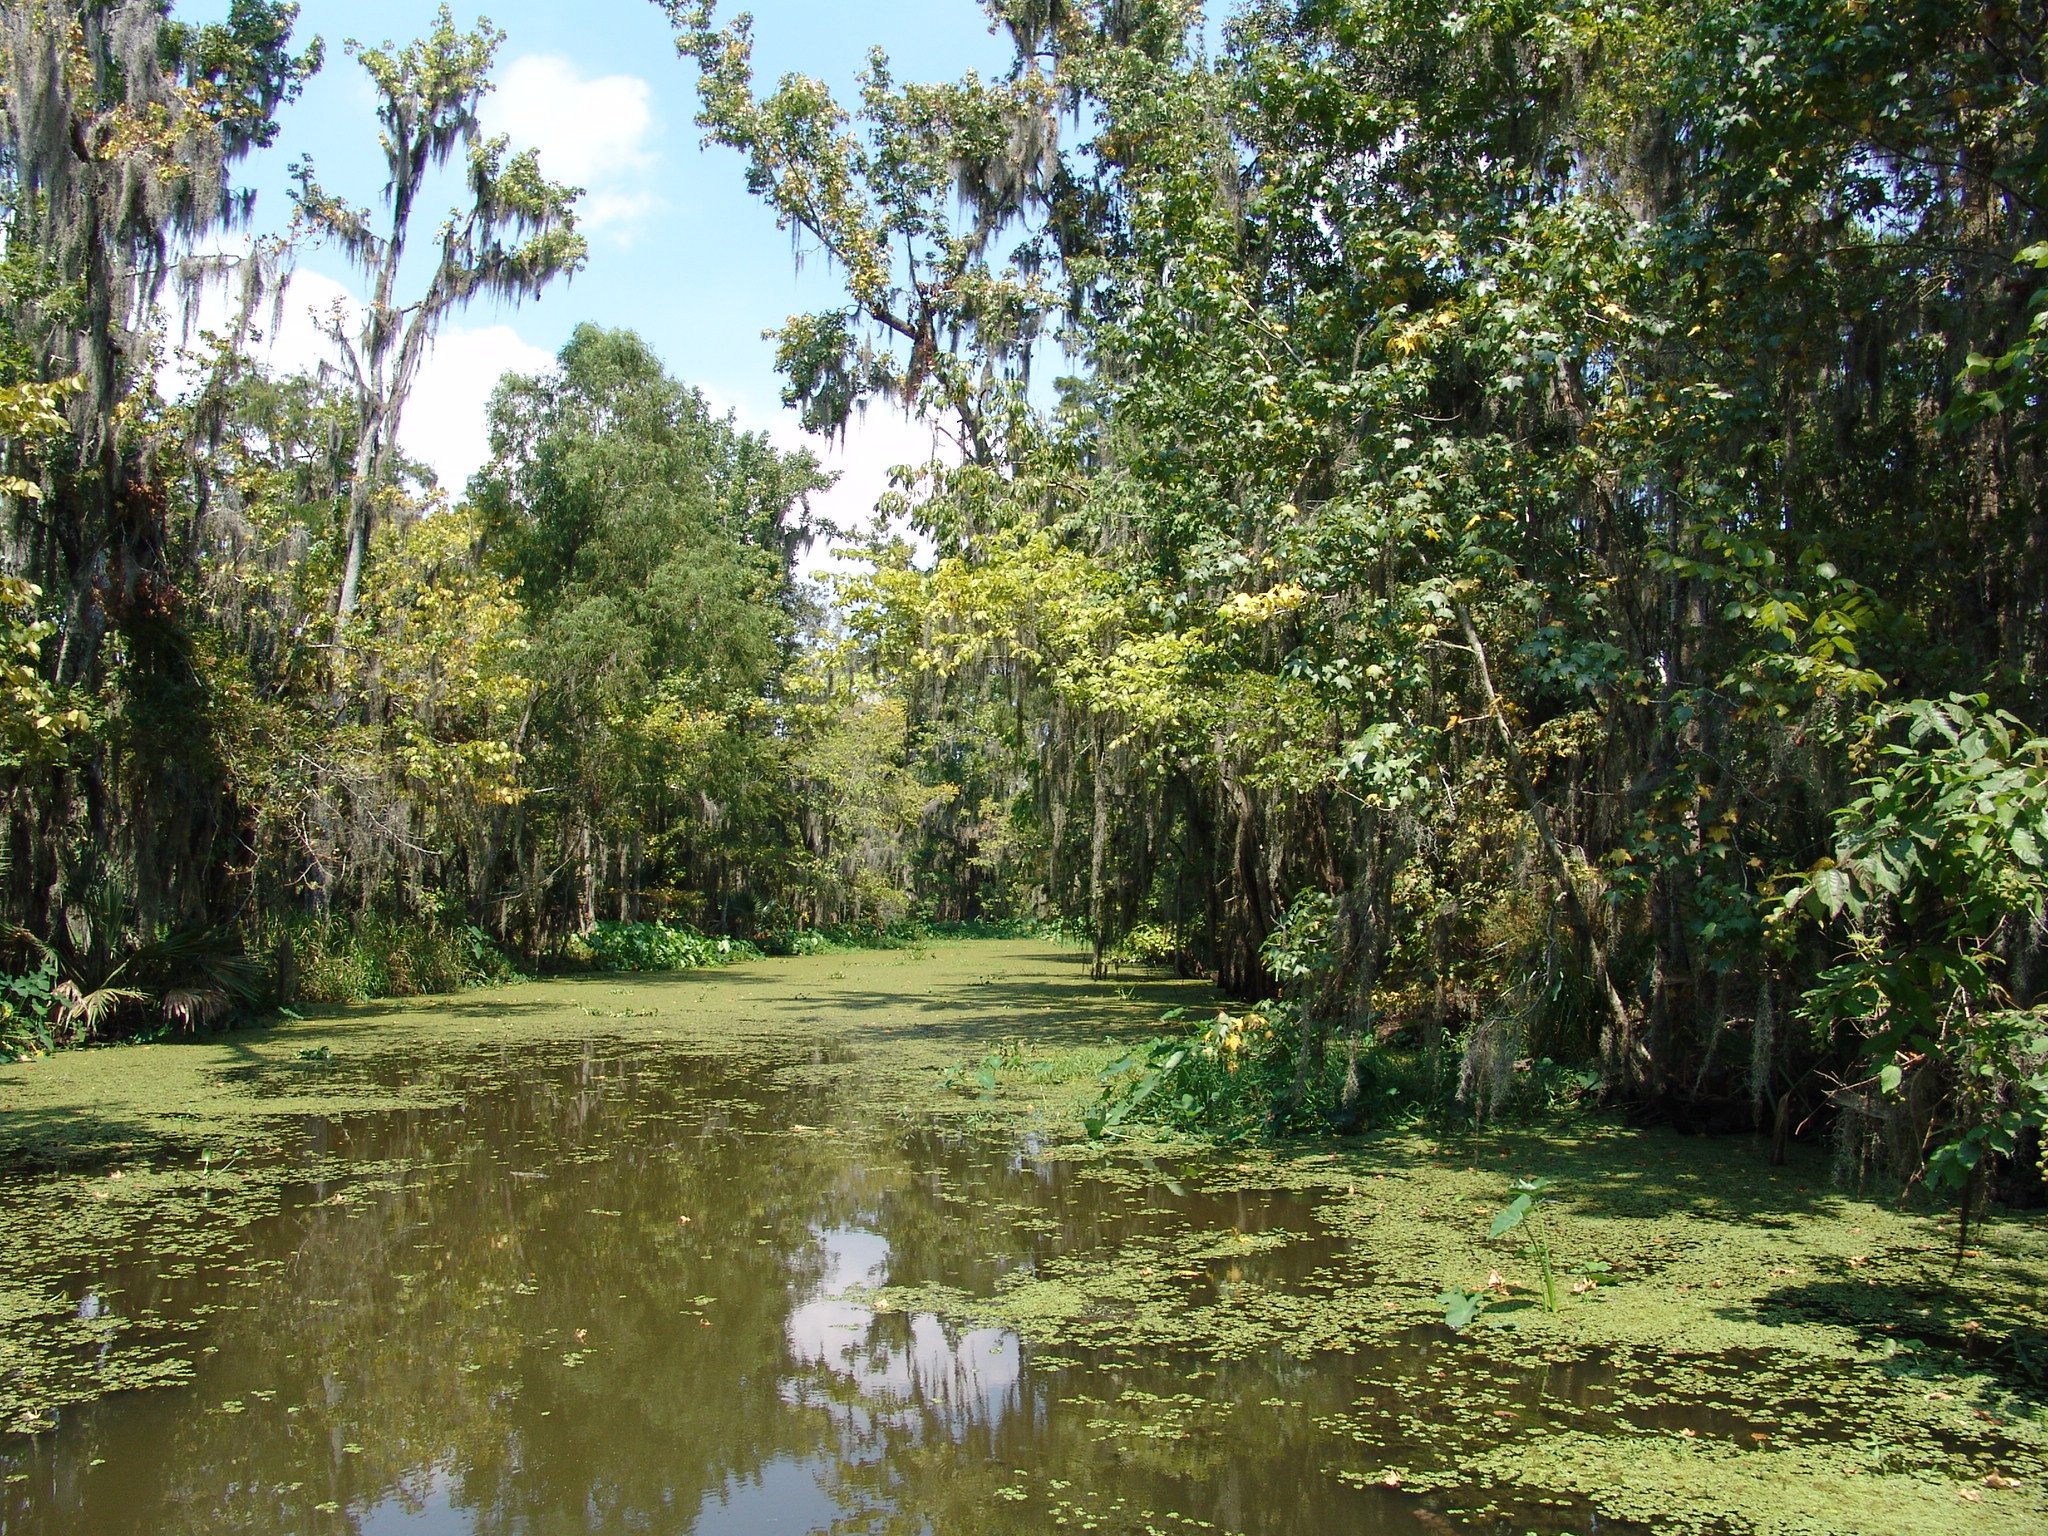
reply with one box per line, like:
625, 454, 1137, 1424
0, 574, 90, 769
928, 916, 1083, 943
665, 0, 1056, 455
1436, 1286, 1486, 1335
938, 1039, 1029, 1098
675, 0, 2048, 1208
1088, 1006, 1295, 1138
756, 921, 918, 957
0, 918, 266, 1054
1490, 1177, 1563, 1315
277, 919, 516, 1007
8, 0, 2048, 1248
753, 916, 1076, 958
292, 1, 586, 636
1787, 696, 2048, 1195
1440, 1176, 1609, 1331
1946, 242, 2048, 438
162, 0, 324, 155
574, 922, 759, 975
0, 941, 60, 1060
1107, 921, 1179, 968
1084, 1004, 1421, 1140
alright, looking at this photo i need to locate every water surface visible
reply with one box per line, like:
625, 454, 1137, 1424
2, 1035, 1696, 1534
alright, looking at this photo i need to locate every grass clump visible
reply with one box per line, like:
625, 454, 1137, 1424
274, 917, 517, 1005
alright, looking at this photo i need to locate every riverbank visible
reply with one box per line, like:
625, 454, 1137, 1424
2, 939, 2044, 1535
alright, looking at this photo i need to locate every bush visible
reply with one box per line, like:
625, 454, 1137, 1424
1107, 920, 1180, 967
1787, 695, 2048, 1209
754, 915, 1082, 956
578, 921, 760, 973
273, 917, 518, 1006
1085, 1002, 1438, 1142
930, 915, 1084, 942
753, 919, 927, 956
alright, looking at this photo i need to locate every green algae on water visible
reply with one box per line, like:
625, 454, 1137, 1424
1, 940, 2044, 1536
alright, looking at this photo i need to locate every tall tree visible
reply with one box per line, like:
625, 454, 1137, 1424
665, 0, 1059, 468
1, 0, 318, 678
471, 324, 828, 943
290, 3, 585, 652
0, 0, 318, 946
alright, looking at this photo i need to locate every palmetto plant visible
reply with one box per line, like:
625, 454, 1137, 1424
2, 926, 143, 1052
1, 911, 264, 1056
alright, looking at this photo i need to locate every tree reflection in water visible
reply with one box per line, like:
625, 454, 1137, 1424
0, 1043, 1618, 1536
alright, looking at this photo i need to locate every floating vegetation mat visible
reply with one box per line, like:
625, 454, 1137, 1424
0, 941, 2041, 1534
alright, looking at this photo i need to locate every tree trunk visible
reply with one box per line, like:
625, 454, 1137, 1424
1089, 718, 1110, 979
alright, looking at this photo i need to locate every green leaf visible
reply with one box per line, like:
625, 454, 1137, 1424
1489, 1193, 1533, 1240
1810, 866, 1852, 916
1878, 1063, 1902, 1094
1437, 1289, 1482, 1333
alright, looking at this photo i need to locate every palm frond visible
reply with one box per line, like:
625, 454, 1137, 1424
160, 987, 231, 1030
51, 981, 151, 1040
125, 927, 267, 1005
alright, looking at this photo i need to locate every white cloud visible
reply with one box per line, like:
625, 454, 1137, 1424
798, 410, 951, 578
406, 323, 556, 492
481, 54, 660, 236
580, 188, 661, 230
252, 267, 355, 378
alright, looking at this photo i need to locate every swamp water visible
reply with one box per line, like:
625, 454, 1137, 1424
0, 1037, 1656, 1536
0, 945, 2042, 1535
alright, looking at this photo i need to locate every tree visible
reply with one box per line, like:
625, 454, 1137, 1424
471, 325, 828, 942
290, 3, 585, 653
665, 0, 1060, 468
1, 0, 318, 948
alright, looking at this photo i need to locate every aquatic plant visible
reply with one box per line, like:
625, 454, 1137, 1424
1440, 1177, 1609, 1330
1492, 1177, 1564, 1313
576, 921, 759, 974
939, 1039, 1029, 1098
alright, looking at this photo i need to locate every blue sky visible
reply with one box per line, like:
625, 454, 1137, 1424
178, 0, 1015, 549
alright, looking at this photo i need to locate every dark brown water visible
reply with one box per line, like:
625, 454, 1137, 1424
0, 1042, 1675, 1535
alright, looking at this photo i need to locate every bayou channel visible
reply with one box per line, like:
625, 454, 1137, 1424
1, 940, 2043, 1535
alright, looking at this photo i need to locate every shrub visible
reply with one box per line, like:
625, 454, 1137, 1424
1786, 695, 2048, 1212
579, 921, 760, 973
273, 917, 518, 1006
0, 946, 60, 1059
754, 915, 1083, 956
1107, 920, 1180, 968
1085, 1000, 1451, 1142
753, 919, 927, 956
